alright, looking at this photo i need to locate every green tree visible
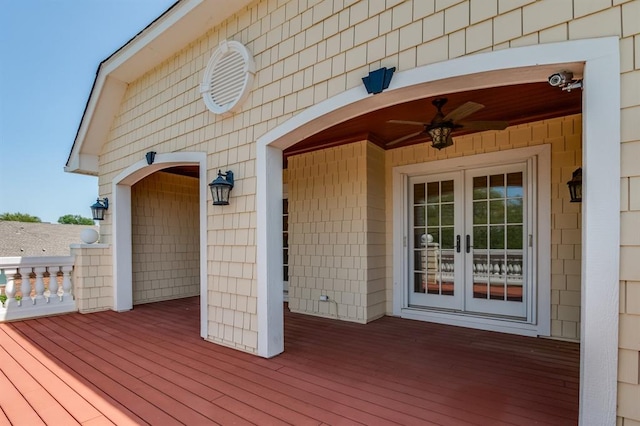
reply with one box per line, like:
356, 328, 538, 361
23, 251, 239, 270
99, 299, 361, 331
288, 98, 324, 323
0, 212, 42, 222
57, 214, 95, 225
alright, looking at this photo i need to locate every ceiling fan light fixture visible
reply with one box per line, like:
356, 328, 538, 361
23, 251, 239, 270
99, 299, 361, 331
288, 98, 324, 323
428, 124, 454, 150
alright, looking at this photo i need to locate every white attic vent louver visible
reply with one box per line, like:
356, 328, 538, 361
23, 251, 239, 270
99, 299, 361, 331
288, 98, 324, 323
200, 40, 255, 115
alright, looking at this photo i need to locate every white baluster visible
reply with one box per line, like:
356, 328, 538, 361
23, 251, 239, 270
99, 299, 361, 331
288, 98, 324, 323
48, 267, 59, 302
33, 267, 46, 304
4, 269, 16, 302
61, 266, 73, 300
19, 267, 32, 305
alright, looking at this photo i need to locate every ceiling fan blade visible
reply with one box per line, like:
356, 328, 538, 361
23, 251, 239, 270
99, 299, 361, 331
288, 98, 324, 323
442, 101, 485, 122
387, 120, 427, 126
458, 120, 509, 131
387, 131, 423, 146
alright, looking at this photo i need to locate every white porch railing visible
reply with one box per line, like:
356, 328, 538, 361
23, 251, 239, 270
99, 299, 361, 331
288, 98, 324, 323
0, 256, 76, 321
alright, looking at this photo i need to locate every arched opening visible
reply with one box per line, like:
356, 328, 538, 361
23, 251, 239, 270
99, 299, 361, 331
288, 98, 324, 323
112, 152, 209, 338
257, 38, 620, 421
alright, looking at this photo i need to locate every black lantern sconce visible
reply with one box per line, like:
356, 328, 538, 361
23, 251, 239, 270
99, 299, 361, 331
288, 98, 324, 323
209, 170, 234, 205
90, 198, 109, 220
567, 168, 582, 203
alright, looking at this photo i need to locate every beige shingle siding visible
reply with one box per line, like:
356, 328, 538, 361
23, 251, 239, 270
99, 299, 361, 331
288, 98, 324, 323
131, 172, 200, 304
71, 245, 112, 313
91, 0, 640, 418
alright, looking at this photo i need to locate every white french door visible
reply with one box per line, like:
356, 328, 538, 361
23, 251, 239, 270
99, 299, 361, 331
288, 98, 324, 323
408, 162, 533, 319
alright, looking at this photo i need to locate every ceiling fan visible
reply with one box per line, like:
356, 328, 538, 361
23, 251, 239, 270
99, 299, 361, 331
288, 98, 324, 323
387, 98, 509, 150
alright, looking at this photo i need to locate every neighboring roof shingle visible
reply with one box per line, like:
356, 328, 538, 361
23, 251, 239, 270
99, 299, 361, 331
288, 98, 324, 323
0, 221, 98, 257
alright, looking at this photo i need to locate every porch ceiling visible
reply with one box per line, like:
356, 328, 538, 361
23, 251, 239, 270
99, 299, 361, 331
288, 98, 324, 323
283, 82, 582, 158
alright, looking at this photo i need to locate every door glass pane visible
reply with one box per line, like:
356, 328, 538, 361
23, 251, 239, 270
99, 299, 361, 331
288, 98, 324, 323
490, 225, 505, 249
506, 253, 523, 302
473, 226, 487, 250
472, 171, 525, 304
506, 172, 523, 197
412, 180, 455, 299
427, 182, 439, 203
473, 176, 487, 200
414, 229, 426, 248
441, 180, 454, 202
489, 174, 505, 198
489, 200, 505, 224
507, 225, 523, 250
473, 201, 487, 225
441, 227, 454, 250
414, 206, 425, 226
507, 199, 523, 223
427, 205, 439, 226
414, 183, 426, 204
441, 204, 454, 226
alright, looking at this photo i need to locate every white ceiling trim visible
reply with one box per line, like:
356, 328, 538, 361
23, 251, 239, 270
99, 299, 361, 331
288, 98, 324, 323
65, 0, 252, 175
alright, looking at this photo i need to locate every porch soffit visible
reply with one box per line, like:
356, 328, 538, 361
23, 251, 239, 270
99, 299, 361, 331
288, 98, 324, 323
65, 0, 252, 176
284, 80, 582, 159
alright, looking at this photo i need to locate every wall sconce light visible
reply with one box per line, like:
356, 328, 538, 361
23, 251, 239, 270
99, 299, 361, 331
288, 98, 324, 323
146, 151, 156, 165
362, 67, 395, 94
90, 198, 109, 220
209, 170, 234, 205
567, 168, 582, 203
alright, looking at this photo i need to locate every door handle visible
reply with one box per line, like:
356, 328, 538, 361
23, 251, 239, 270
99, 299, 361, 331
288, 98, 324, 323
466, 235, 472, 253
456, 235, 461, 253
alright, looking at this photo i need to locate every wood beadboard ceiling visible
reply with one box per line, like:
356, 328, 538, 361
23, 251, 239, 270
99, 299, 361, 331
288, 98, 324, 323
283, 82, 582, 158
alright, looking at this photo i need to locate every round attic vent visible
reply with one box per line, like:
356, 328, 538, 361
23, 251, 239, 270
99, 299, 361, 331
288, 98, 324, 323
200, 40, 255, 115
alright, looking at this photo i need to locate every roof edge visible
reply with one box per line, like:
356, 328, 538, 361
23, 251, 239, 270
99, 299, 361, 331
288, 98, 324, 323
66, 0, 252, 174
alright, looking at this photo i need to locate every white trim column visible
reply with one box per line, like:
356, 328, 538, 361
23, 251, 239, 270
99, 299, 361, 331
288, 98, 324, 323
256, 143, 284, 357
579, 43, 620, 424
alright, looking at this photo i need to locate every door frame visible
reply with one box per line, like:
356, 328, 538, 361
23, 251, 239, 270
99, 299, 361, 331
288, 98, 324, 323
407, 171, 465, 311
462, 162, 532, 319
393, 145, 550, 335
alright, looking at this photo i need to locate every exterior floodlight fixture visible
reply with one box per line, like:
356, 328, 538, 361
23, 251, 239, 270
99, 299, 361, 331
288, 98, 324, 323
209, 170, 234, 205
567, 168, 582, 203
90, 198, 109, 220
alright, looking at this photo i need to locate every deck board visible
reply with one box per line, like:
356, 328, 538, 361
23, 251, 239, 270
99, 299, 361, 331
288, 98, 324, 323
0, 297, 579, 425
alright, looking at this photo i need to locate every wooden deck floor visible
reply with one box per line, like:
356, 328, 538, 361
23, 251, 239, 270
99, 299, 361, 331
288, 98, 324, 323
0, 297, 579, 425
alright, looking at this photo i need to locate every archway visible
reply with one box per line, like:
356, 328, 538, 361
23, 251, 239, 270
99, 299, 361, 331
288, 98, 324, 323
257, 38, 620, 422
112, 152, 209, 338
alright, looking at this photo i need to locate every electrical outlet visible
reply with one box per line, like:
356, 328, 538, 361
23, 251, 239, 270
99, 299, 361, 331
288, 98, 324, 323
319, 295, 329, 301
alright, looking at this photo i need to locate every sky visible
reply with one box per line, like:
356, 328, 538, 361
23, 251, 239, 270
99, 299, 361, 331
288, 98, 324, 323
0, 0, 176, 223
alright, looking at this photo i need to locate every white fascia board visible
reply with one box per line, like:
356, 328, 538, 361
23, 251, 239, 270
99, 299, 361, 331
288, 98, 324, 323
66, 0, 251, 175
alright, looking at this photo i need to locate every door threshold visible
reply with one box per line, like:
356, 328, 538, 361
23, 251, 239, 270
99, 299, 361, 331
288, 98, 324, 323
401, 306, 541, 337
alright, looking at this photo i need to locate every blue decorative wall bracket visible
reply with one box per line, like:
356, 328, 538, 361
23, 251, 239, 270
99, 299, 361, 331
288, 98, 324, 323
362, 67, 396, 94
